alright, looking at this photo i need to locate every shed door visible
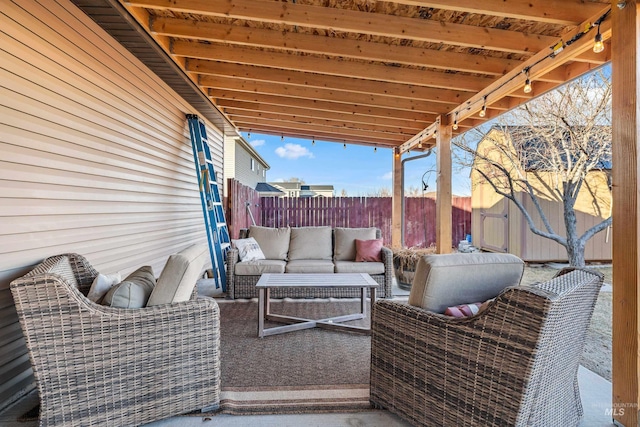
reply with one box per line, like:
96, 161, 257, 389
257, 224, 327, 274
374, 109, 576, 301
479, 198, 509, 253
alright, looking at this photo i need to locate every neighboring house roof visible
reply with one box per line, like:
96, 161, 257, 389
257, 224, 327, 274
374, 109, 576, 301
256, 182, 284, 194
482, 126, 612, 171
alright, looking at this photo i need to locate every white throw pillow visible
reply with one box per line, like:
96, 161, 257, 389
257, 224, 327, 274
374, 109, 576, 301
233, 237, 266, 262
87, 273, 122, 303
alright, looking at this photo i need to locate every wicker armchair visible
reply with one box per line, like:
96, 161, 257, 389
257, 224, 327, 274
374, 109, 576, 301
370, 267, 603, 427
10, 253, 221, 427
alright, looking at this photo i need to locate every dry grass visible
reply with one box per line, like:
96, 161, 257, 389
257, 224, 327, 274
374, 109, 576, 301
523, 264, 612, 381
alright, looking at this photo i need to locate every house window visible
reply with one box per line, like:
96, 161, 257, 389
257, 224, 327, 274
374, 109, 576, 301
251, 158, 255, 171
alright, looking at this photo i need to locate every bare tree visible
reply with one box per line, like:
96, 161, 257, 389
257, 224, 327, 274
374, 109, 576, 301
455, 69, 612, 266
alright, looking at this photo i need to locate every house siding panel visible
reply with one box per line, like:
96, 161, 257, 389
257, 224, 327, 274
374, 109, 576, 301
0, 0, 222, 409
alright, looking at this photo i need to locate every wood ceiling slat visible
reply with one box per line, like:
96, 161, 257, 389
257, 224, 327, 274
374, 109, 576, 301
129, 0, 557, 54
201, 75, 452, 114
225, 110, 423, 135
173, 41, 494, 92
232, 121, 403, 146
220, 103, 433, 129
151, 17, 520, 76
189, 59, 469, 105
391, 0, 605, 25
210, 90, 431, 122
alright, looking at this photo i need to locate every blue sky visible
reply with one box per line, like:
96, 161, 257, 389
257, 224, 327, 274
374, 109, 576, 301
243, 133, 472, 196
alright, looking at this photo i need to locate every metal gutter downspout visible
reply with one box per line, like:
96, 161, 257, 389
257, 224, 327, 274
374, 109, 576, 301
401, 150, 433, 247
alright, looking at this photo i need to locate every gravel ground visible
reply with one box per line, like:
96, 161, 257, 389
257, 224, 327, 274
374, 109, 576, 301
522, 265, 612, 381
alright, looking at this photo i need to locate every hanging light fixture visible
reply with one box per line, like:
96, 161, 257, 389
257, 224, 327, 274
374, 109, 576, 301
593, 24, 605, 53
452, 112, 458, 130
479, 97, 487, 118
523, 68, 532, 94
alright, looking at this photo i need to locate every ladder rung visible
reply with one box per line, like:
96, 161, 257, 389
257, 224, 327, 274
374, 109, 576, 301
220, 242, 231, 250
217, 222, 227, 228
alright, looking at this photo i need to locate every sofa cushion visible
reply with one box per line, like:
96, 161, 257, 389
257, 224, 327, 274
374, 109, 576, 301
334, 227, 378, 261
249, 226, 290, 260
232, 237, 266, 262
285, 260, 335, 273
103, 265, 155, 308
235, 260, 287, 275
147, 244, 208, 306
334, 260, 385, 275
355, 238, 383, 262
288, 227, 332, 260
87, 273, 122, 303
408, 253, 524, 313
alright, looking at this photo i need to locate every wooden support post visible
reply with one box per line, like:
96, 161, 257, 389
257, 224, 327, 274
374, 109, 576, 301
436, 118, 452, 254
611, 1, 640, 425
392, 148, 402, 248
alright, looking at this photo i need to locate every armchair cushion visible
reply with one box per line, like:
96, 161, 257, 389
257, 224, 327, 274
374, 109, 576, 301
288, 226, 332, 260
408, 252, 524, 313
249, 225, 290, 260
334, 227, 378, 260
147, 244, 208, 306
102, 265, 155, 308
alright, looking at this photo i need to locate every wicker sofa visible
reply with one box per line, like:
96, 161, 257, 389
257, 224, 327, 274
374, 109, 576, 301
10, 253, 220, 427
226, 225, 393, 299
370, 253, 604, 427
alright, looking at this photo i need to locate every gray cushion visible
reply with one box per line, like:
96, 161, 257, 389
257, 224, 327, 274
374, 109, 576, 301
288, 227, 332, 260
408, 253, 524, 313
285, 260, 335, 273
249, 226, 290, 260
103, 265, 155, 308
334, 260, 385, 275
146, 244, 208, 306
48, 256, 79, 288
235, 260, 287, 275
334, 227, 378, 261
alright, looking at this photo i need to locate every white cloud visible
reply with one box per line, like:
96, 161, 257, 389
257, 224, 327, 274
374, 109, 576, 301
381, 172, 393, 180
275, 143, 314, 159
250, 139, 265, 147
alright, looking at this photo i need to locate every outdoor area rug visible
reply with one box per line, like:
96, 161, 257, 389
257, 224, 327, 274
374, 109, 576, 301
18, 299, 374, 421
214, 298, 373, 415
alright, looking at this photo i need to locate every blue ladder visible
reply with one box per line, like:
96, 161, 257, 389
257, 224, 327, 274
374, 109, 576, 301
187, 114, 231, 291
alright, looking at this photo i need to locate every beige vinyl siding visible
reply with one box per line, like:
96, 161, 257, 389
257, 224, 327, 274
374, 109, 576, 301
0, 0, 222, 409
223, 135, 237, 197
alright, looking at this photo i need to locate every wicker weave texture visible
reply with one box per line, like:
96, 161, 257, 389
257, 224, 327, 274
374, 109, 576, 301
370, 268, 603, 427
11, 254, 221, 427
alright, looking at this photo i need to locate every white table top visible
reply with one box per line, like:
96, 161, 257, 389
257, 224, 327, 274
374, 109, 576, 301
255, 273, 378, 289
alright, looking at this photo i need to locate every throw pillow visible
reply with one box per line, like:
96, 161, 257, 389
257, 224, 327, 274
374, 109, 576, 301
102, 266, 155, 309
87, 273, 122, 303
444, 299, 494, 318
232, 237, 266, 262
355, 238, 383, 262
249, 226, 290, 260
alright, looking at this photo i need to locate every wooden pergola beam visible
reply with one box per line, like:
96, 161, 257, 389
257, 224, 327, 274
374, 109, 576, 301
152, 17, 522, 76
210, 90, 432, 122
391, 0, 605, 25
611, 1, 639, 425
174, 41, 494, 92
189, 59, 470, 105
220, 103, 435, 129
200, 75, 455, 114
130, 0, 557, 54
435, 118, 452, 254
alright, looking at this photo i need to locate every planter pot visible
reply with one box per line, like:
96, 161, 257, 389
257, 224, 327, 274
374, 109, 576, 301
394, 267, 415, 291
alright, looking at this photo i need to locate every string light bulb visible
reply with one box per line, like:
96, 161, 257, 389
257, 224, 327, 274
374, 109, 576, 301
523, 68, 532, 94
479, 97, 487, 118
343, 143, 347, 149
281, 135, 284, 142
418, 140, 423, 149
374, 146, 377, 153
312, 138, 315, 146
432, 130, 437, 139
394, 148, 400, 159
452, 112, 458, 130
593, 24, 605, 53
247, 130, 251, 139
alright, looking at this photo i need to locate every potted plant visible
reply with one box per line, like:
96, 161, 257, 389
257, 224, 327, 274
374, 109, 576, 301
391, 246, 436, 291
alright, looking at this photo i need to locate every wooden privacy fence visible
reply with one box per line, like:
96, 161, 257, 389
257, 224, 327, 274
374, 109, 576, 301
226, 179, 471, 248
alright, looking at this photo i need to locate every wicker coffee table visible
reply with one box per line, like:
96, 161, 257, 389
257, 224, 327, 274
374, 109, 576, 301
256, 273, 379, 337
